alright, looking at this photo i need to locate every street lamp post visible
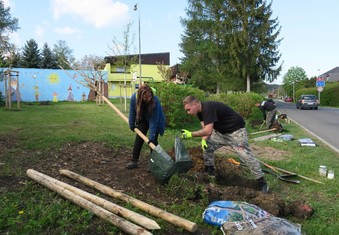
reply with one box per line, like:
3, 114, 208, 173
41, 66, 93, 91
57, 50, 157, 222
134, 3, 142, 85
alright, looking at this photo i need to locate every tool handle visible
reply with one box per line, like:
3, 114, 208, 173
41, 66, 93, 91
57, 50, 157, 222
102, 96, 156, 150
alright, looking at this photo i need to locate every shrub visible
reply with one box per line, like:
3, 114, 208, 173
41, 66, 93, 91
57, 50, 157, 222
208, 92, 263, 119
152, 83, 205, 128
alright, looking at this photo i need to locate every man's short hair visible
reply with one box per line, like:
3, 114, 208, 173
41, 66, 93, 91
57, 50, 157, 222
183, 95, 199, 105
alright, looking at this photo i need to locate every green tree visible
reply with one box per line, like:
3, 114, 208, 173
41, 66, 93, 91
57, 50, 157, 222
40, 43, 57, 69
305, 76, 317, 88
0, 45, 20, 67
53, 40, 75, 70
180, 0, 282, 93
0, 1, 19, 57
282, 66, 308, 100
20, 39, 41, 68
180, 0, 231, 93
227, 0, 282, 92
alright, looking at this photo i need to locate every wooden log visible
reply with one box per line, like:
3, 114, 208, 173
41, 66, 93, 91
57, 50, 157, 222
60, 169, 198, 233
27, 169, 159, 230
27, 169, 153, 235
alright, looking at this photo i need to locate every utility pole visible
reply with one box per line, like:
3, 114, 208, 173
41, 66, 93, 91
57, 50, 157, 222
134, 3, 142, 85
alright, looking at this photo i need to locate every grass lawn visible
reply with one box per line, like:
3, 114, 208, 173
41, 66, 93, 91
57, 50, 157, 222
0, 100, 338, 234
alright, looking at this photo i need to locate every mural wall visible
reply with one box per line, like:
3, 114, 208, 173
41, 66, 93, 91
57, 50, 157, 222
0, 68, 106, 102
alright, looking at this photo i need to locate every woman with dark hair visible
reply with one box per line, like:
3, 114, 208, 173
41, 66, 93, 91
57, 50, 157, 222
127, 84, 166, 169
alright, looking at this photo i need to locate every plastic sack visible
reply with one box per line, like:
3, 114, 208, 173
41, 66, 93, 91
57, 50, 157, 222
172, 136, 193, 174
221, 216, 302, 235
298, 138, 316, 147
148, 137, 193, 183
148, 145, 175, 184
202, 201, 301, 235
202, 201, 270, 227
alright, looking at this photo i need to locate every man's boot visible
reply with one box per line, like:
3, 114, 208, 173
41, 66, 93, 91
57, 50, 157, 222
257, 177, 269, 194
203, 165, 215, 176
126, 160, 138, 169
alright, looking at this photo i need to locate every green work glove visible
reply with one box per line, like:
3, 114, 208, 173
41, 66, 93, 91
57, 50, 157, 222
181, 129, 192, 139
201, 139, 208, 151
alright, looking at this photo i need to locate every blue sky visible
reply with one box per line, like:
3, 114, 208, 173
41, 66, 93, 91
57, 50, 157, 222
5, 0, 339, 84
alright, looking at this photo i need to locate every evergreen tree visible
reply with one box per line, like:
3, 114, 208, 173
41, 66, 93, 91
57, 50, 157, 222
40, 43, 57, 69
180, 0, 282, 93
180, 0, 231, 93
0, 1, 19, 57
21, 39, 41, 68
227, 0, 282, 92
53, 40, 75, 69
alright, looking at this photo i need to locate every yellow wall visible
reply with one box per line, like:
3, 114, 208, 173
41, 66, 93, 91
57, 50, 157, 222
104, 63, 167, 98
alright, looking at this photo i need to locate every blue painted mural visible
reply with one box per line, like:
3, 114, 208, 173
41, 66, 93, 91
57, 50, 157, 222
0, 68, 106, 102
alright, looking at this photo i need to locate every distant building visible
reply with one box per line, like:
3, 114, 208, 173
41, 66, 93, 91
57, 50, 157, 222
104, 52, 170, 98
320, 67, 339, 82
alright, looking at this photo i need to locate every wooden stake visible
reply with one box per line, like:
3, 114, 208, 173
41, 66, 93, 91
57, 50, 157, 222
27, 169, 153, 235
28, 169, 159, 230
60, 169, 198, 233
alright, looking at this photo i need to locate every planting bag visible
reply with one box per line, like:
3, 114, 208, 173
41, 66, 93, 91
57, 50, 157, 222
148, 137, 193, 184
202, 201, 301, 235
148, 145, 175, 184
172, 137, 193, 173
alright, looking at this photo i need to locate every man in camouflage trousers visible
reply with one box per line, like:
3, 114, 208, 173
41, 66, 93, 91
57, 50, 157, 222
180, 96, 268, 194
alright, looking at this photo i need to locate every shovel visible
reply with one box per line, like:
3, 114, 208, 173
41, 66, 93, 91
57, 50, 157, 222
262, 168, 300, 184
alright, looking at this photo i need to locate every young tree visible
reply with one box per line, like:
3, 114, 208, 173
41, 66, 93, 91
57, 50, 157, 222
107, 21, 137, 111
75, 55, 106, 71
180, 0, 282, 93
40, 43, 58, 69
0, 1, 19, 58
53, 40, 75, 69
21, 39, 41, 68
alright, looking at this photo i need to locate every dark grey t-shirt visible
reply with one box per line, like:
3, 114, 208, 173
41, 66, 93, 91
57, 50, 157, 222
197, 101, 245, 134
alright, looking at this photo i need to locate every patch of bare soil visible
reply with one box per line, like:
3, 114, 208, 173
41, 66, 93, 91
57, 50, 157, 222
0, 134, 312, 234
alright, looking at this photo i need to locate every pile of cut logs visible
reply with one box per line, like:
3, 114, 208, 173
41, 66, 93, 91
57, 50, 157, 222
27, 169, 198, 235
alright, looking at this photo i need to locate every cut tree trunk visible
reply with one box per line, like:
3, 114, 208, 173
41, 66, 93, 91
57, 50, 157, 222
27, 169, 153, 235
60, 169, 198, 233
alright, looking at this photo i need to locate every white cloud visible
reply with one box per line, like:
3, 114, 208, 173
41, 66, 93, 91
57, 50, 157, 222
54, 26, 81, 36
35, 25, 44, 37
51, 0, 129, 28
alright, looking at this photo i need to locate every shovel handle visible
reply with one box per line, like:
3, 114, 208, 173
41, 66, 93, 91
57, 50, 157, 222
101, 96, 156, 150
258, 160, 281, 174
250, 128, 277, 135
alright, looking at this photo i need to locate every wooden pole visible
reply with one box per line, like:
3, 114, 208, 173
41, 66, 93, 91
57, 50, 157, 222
60, 169, 198, 233
27, 169, 159, 230
27, 169, 153, 235
250, 128, 277, 135
100, 95, 157, 150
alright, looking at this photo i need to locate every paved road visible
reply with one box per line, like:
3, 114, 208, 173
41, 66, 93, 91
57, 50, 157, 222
276, 100, 339, 154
